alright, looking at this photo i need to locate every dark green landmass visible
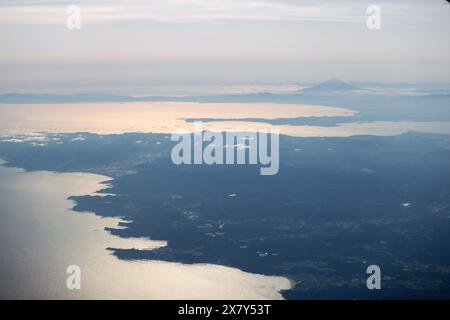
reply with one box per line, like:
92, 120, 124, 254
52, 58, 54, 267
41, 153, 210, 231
1, 131, 450, 299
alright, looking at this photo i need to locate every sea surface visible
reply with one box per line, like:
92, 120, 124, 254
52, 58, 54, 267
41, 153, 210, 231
1, 102, 449, 137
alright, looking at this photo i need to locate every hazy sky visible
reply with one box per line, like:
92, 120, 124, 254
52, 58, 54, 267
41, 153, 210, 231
0, 0, 449, 94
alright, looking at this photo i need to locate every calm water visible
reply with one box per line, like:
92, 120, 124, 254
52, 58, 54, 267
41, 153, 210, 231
0, 164, 292, 299
1, 102, 448, 137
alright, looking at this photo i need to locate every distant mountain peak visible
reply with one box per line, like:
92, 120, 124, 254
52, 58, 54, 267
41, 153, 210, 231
303, 79, 358, 92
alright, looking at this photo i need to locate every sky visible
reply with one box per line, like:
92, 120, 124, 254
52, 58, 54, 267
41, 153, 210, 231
0, 0, 449, 94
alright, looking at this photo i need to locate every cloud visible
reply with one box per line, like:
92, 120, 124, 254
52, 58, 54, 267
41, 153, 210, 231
1, 0, 445, 26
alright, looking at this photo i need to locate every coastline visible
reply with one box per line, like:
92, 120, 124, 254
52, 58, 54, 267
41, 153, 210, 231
0, 162, 293, 299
